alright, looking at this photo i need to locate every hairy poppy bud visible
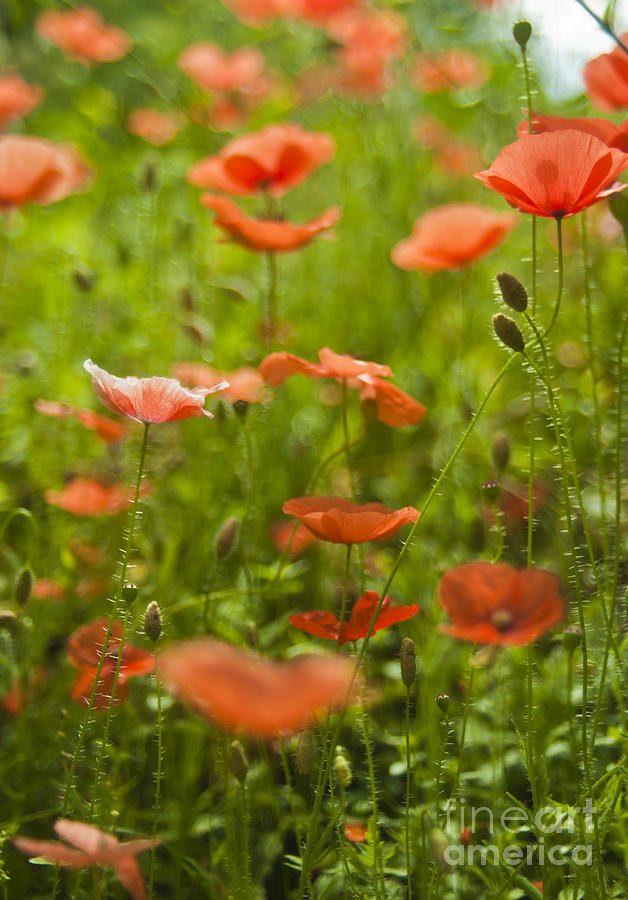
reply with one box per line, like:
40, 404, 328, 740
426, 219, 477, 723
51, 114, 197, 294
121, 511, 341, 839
216, 517, 239, 558
481, 480, 500, 503
296, 729, 314, 774
430, 828, 451, 871
230, 740, 249, 784
435, 693, 449, 715
400, 637, 416, 688
491, 432, 510, 472
14, 567, 33, 607
562, 624, 583, 653
496, 272, 528, 313
335, 751, 352, 789
122, 582, 139, 605
144, 601, 162, 642
73, 268, 95, 293
513, 21, 532, 49
493, 314, 525, 353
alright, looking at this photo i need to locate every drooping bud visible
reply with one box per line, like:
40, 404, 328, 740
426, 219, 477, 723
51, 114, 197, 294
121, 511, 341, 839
562, 624, 583, 654
496, 272, 528, 313
144, 601, 162, 642
230, 740, 249, 784
400, 637, 416, 688
513, 21, 532, 49
14, 567, 33, 607
493, 314, 525, 353
122, 582, 139, 605
233, 400, 249, 420
481, 480, 500, 503
335, 751, 352, 789
216, 517, 239, 558
435, 693, 449, 715
296, 730, 314, 774
491, 432, 510, 473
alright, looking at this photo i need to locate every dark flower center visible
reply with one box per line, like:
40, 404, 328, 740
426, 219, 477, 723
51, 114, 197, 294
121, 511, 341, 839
491, 610, 513, 632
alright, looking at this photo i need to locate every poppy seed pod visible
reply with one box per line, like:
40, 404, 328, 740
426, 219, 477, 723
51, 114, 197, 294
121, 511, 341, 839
122, 582, 139, 605
400, 637, 416, 688
14, 567, 33, 607
481, 480, 500, 503
144, 601, 162, 642
435, 693, 449, 715
496, 272, 528, 313
216, 517, 239, 558
562, 624, 583, 653
513, 21, 532, 50
230, 740, 249, 784
493, 314, 525, 353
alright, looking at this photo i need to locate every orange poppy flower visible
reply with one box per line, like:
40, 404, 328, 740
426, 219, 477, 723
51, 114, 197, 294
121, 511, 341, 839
282, 496, 419, 544
35, 398, 127, 443
475, 131, 628, 219
259, 351, 327, 385
518, 113, 628, 153
271, 520, 320, 556
391, 203, 517, 273
172, 361, 269, 404
45, 478, 132, 517
411, 49, 488, 93
357, 374, 427, 427
187, 123, 335, 197
296, 0, 358, 23
0, 136, 89, 210
84, 359, 226, 424
32, 578, 66, 601
36, 6, 131, 65
67, 618, 155, 709
126, 109, 183, 146
0, 74, 44, 130
14, 819, 158, 900
584, 35, 628, 111
1, 666, 47, 716
344, 822, 367, 842
159, 639, 356, 737
438, 562, 566, 646
220, 0, 285, 26
327, 8, 407, 96
290, 590, 419, 645
178, 42, 265, 93
200, 194, 341, 253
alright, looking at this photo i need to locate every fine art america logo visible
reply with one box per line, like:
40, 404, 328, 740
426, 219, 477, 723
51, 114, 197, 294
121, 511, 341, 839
442, 798, 594, 868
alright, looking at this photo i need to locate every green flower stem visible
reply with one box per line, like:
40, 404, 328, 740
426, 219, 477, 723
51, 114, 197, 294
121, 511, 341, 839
239, 414, 260, 650
404, 686, 413, 899
435, 708, 450, 822
572, 0, 628, 53
544, 218, 564, 338
148, 655, 163, 900
265, 250, 277, 347
342, 378, 366, 590
359, 703, 382, 900
488, 499, 504, 563
446, 663, 476, 809
337, 544, 352, 645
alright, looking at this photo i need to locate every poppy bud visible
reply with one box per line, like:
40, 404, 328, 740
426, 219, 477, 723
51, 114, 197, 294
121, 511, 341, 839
233, 400, 249, 419
122, 582, 139, 605
335, 751, 352, 789
230, 740, 249, 784
143, 159, 158, 192
0, 610, 17, 632
481, 480, 500, 503
216, 517, 239, 558
496, 272, 528, 313
435, 693, 449, 715
493, 314, 525, 354
513, 21, 532, 49
491, 432, 510, 472
296, 729, 314, 774
73, 268, 95, 293
14, 567, 33, 607
562, 624, 583, 653
400, 637, 416, 688
429, 828, 451, 872
144, 601, 162, 642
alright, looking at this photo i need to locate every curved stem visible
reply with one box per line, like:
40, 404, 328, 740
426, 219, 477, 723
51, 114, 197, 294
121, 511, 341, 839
543, 218, 563, 338
572, 0, 628, 54
148, 656, 163, 900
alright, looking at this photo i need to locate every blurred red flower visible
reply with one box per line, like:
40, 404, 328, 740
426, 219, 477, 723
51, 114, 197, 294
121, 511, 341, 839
344, 822, 367, 842
0, 136, 89, 210
271, 520, 320, 555
159, 639, 356, 737
187, 123, 335, 197
33, 578, 66, 601
475, 131, 628, 219
357, 374, 426, 427
222, 0, 357, 26
259, 350, 327, 384
36, 6, 131, 65
126, 109, 183, 146
584, 35, 628, 111
179, 42, 265, 93
518, 113, 628, 153
414, 118, 484, 176
0, 74, 44, 130
201, 194, 341, 252
1, 666, 47, 716
45, 478, 133, 516
14, 819, 158, 900
173, 361, 269, 404
282, 496, 419, 544
84, 359, 226, 423
438, 562, 566, 646
411, 49, 488, 93
35, 398, 127, 443
326, 9, 407, 97
290, 590, 419, 645
391, 203, 517, 273
67, 618, 155, 708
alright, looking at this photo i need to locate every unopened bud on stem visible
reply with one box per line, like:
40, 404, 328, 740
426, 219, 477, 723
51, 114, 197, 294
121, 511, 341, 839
144, 601, 162, 642
496, 272, 528, 312
493, 314, 525, 353
400, 637, 416, 688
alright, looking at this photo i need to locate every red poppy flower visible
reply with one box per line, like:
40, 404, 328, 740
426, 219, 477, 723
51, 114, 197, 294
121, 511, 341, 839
14, 819, 158, 900
518, 113, 628, 153
0, 136, 89, 210
159, 639, 356, 737
172, 361, 269, 404
295, 0, 358, 24
35, 398, 127, 443
411, 49, 488, 93
33, 578, 66, 601
344, 822, 367, 842
414, 118, 484, 176
357, 374, 427, 427
438, 562, 566, 646
290, 590, 419, 645
326, 8, 407, 96
67, 618, 155, 709
45, 478, 132, 516
282, 496, 419, 544
179, 42, 265, 94
475, 131, 628, 219
126, 109, 183, 147
84, 359, 226, 424
200, 194, 341, 253
584, 35, 628, 111
271, 521, 320, 556
1, 667, 47, 716
187, 123, 335, 197
0, 74, 44, 130
36, 6, 131, 65
259, 351, 327, 385
391, 203, 517, 273
220, 0, 285, 26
